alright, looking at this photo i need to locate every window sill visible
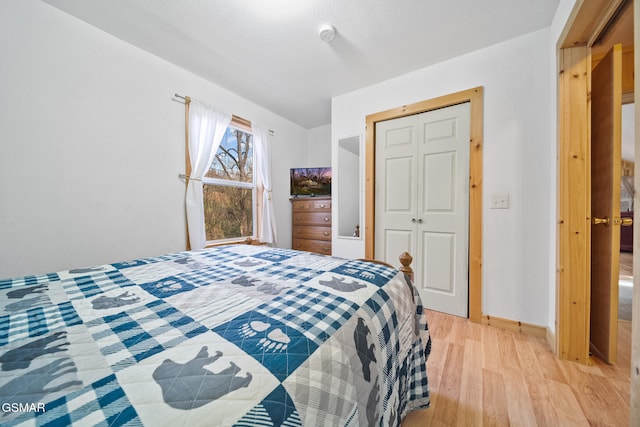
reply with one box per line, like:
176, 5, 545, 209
205, 237, 265, 248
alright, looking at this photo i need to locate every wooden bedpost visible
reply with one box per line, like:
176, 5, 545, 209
399, 252, 413, 281
356, 252, 414, 281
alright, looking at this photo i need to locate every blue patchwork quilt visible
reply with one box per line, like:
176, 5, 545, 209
0, 245, 430, 426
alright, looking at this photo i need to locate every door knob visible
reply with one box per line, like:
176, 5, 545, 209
613, 217, 633, 226
592, 217, 610, 225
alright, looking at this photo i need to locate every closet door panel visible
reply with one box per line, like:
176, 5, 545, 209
385, 157, 414, 212
382, 229, 414, 266
423, 151, 456, 213
375, 116, 419, 261
422, 231, 455, 293
417, 102, 470, 317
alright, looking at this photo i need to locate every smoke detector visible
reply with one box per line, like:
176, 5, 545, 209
318, 23, 336, 42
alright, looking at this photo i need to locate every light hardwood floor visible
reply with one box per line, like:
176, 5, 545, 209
403, 310, 631, 426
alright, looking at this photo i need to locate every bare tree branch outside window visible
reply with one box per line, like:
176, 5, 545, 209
202, 128, 254, 241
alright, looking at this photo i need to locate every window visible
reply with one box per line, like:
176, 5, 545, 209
202, 124, 255, 243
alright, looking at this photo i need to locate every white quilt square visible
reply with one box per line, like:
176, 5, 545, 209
115, 331, 280, 427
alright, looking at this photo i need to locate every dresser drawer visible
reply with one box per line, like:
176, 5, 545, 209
292, 238, 332, 255
292, 225, 331, 241
292, 199, 332, 212
292, 212, 332, 226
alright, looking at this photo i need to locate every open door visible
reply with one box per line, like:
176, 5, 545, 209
590, 44, 623, 364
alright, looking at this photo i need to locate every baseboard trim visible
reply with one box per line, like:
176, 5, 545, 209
546, 327, 556, 355
481, 314, 547, 338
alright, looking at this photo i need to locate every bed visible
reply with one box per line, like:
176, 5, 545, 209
0, 245, 431, 426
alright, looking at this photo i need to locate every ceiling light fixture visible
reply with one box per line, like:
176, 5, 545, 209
318, 23, 336, 43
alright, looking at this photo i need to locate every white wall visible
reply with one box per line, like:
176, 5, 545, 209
306, 124, 332, 167
0, 0, 308, 279
332, 28, 553, 326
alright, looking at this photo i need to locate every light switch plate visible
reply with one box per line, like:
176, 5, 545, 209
490, 193, 510, 209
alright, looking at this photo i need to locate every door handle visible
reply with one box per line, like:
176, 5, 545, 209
592, 217, 610, 225
612, 217, 633, 226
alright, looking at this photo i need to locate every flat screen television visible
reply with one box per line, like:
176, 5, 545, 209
290, 167, 332, 197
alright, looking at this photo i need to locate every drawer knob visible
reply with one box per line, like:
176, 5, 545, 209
324, 217, 330, 222
319, 204, 326, 208
323, 232, 329, 236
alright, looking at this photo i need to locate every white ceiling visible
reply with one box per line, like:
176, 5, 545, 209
42, 0, 560, 129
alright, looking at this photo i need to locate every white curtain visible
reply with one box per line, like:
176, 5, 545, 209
186, 101, 232, 250
253, 124, 277, 244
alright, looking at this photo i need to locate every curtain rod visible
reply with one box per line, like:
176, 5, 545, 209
174, 93, 190, 103
174, 93, 274, 136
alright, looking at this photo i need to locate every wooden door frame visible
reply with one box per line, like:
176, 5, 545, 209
364, 87, 484, 322
557, 43, 592, 364
556, 0, 633, 363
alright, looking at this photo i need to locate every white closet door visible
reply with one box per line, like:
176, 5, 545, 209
375, 103, 470, 317
417, 102, 470, 317
375, 115, 419, 264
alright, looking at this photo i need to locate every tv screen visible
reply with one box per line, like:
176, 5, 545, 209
290, 167, 332, 197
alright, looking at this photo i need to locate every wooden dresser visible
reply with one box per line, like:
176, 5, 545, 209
291, 196, 332, 255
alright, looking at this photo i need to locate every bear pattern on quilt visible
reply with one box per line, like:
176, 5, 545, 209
0, 245, 430, 426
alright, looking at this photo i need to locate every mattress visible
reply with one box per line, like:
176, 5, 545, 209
0, 245, 430, 426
